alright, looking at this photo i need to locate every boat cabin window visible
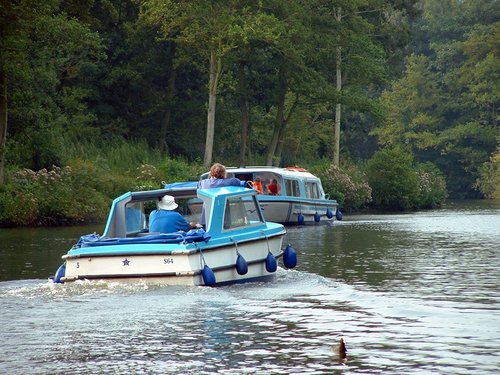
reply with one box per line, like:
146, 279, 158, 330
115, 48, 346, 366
223, 196, 263, 230
126, 202, 146, 233
305, 181, 320, 199
284, 179, 301, 197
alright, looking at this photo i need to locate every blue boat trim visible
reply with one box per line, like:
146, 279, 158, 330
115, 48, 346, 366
63, 233, 285, 259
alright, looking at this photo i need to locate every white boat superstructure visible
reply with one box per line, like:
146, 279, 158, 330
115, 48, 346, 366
190, 166, 341, 225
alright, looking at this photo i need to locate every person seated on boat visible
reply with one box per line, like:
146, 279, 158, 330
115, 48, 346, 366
197, 163, 247, 227
149, 195, 197, 233
252, 176, 263, 194
266, 179, 280, 195
197, 163, 247, 190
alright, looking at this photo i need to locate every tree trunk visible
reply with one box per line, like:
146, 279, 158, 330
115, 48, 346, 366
238, 60, 249, 165
274, 95, 299, 166
266, 95, 284, 166
333, 8, 342, 166
0, 65, 7, 185
204, 47, 221, 168
159, 46, 177, 156
266, 67, 288, 166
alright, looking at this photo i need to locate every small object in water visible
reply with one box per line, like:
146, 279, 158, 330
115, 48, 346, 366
331, 337, 347, 360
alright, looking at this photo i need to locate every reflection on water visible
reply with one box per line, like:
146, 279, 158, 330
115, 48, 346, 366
1, 201, 499, 374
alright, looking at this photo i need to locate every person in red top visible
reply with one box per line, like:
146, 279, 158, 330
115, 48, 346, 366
267, 179, 280, 195
252, 177, 263, 194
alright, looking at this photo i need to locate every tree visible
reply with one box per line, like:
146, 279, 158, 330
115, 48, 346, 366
367, 147, 419, 210
140, 0, 277, 167
374, 0, 499, 197
0, 0, 104, 182
0, 0, 52, 184
304, 0, 416, 166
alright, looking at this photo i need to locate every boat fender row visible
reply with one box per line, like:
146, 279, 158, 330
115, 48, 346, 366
298, 209, 342, 224
202, 243, 298, 286
53, 263, 66, 284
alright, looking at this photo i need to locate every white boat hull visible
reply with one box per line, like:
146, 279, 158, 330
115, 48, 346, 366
61, 235, 284, 285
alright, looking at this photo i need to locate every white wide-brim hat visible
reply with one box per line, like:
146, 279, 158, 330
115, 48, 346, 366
158, 195, 178, 210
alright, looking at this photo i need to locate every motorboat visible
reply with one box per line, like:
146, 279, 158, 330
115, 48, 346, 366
189, 166, 341, 225
53, 185, 297, 286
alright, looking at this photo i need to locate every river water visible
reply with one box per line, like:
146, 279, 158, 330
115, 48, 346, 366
1, 201, 499, 374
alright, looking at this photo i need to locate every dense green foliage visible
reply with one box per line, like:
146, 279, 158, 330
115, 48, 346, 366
373, 0, 499, 198
475, 146, 500, 200
366, 147, 447, 210
0, 144, 204, 226
0, 0, 498, 225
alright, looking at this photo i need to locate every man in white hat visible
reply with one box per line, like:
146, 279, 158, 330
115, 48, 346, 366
149, 195, 196, 233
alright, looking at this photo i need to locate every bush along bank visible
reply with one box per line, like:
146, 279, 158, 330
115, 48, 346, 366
0, 154, 449, 227
0, 159, 205, 227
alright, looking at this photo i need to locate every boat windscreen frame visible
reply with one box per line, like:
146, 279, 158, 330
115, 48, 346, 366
222, 194, 265, 232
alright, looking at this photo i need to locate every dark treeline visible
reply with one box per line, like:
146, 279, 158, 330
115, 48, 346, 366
0, 0, 499, 225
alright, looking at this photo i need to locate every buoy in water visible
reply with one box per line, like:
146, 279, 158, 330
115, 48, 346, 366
297, 212, 305, 225
53, 263, 66, 284
283, 244, 298, 269
326, 208, 334, 219
336, 210, 343, 220
265, 252, 277, 272
201, 264, 216, 286
314, 212, 321, 222
235, 253, 248, 275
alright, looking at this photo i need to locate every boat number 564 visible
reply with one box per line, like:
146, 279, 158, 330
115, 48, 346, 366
164, 258, 174, 264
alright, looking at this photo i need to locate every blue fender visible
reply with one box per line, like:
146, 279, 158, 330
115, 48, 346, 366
336, 210, 343, 220
297, 213, 305, 225
283, 244, 298, 269
265, 252, 277, 273
201, 264, 216, 286
53, 263, 66, 284
235, 254, 248, 275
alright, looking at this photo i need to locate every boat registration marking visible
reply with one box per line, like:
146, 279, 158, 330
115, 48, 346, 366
163, 258, 174, 264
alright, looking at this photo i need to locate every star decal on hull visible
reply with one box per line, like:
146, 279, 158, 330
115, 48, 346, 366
122, 258, 130, 266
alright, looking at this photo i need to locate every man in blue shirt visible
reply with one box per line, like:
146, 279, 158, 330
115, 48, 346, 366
197, 163, 247, 227
149, 195, 196, 233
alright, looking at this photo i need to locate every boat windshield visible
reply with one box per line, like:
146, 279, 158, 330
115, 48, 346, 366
125, 202, 146, 233
223, 196, 263, 230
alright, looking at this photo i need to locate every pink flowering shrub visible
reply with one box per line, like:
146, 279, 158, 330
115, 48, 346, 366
0, 163, 109, 226
134, 164, 162, 191
312, 163, 372, 210
416, 163, 447, 208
